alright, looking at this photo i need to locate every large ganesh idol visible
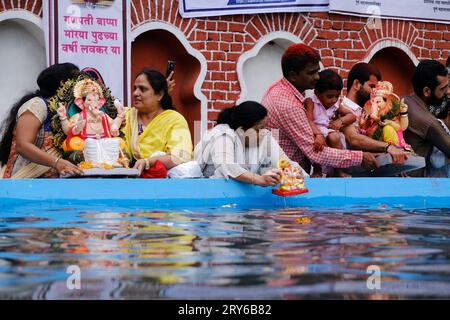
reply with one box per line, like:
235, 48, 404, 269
359, 81, 412, 151
48, 75, 129, 170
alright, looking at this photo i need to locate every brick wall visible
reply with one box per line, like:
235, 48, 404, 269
1, 0, 450, 126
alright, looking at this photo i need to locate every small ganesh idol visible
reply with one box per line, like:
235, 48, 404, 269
272, 159, 309, 197
57, 78, 128, 168
359, 81, 411, 151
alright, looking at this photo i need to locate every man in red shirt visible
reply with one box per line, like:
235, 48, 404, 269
262, 44, 378, 172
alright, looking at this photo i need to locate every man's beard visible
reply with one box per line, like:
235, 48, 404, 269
426, 92, 446, 110
356, 88, 371, 107
428, 95, 450, 119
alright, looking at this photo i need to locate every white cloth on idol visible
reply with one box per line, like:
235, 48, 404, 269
83, 138, 120, 165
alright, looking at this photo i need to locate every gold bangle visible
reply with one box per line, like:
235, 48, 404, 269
52, 157, 61, 169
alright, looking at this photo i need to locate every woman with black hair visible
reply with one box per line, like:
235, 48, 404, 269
194, 101, 308, 186
123, 68, 192, 177
0, 63, 83, 178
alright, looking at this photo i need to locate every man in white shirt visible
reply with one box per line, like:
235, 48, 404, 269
341, 63, 409, 165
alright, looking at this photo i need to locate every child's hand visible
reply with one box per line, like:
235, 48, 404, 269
328, 118, 343, 131
313, 134, 326, 151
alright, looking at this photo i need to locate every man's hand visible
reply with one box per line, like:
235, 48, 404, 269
313, 134, 326, 151
387, 146, 409, 165
361, 152, 379, 170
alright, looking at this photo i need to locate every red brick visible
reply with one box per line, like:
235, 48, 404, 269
226, 72, 238, 82
206, 42, 219, 51
231, 43, 243, 52
229, 23, 244, 33
424, 31, 442, 40
323, 20, 333, 29
208, 61, 220, 71
221, 62, 235, 71
353, 41, 364, 50
220, 42, 230, 52
227, 92, 240, 101
343, 22, 363, 31
211, 91, 226, 100
321, 57, 334, 67
196, 20, 205, 30
332, 22, 344, 30
192, 42, 205, 50
431, 51, 441, 59
333, 49, 346, 58
213, 51, 226, 61
320, 48, 333, 57
317, 30, 339, 39
245, 23, 262, 39
221, 33, 234, 42
234, 34, 244, 42
231, 82, 241, 91
214, 82, 229, 91
217, 22, 228, 31
206, 21, 217, 30
420, 49, 431, 58
202, 51, 212, 60
227, 53, 241, 61
196, 31, 207, 41
206, 32, 219, 41
233, 15, 245, 23
339, 32, 349, 40
347, 51, 365, 60
435, 42, 450, 50
360, 31, 371, 49
332, 40, 353, 49
202, 81, 213, 90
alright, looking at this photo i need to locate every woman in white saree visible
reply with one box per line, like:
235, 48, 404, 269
194, 101, 308, 186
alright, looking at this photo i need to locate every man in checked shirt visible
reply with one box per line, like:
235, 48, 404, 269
262, 43, 379, 173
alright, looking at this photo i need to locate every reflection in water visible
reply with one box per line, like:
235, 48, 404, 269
0, 204, 449, 299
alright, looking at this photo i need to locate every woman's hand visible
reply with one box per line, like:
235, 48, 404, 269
133, 158, 155, 174
255, 169, 282, 187
54, 158, 83, 176
133, 159, 147, 174
167, 71, 175, 93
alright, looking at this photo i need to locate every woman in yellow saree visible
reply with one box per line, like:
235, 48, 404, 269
123, 69, 193, 177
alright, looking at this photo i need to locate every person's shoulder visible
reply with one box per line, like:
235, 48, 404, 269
17, 97, 47, 121
23, 96, 46, 109
163, 109, 186, 121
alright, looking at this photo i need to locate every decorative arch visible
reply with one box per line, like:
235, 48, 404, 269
363, 39, 420, 66
0, 10, 43, 46
131, 21, 208, 135
236, 31, 301, 104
